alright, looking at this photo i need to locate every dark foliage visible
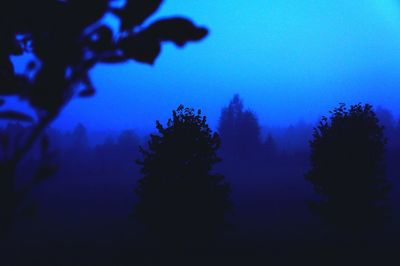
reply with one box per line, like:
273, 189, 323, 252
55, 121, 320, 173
0, 0, 208, 131
135, 105, 231, 250
2, 106, 400, 264
306, 103, 391, 231
0, 0, 207, 236
0, 1, 207, 160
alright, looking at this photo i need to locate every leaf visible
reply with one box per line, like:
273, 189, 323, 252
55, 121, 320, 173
0, 98, 4, 106
119, 17, 207, 64
0, 110, 34, 122
87, 26, 114, 53
147, 17, 208, 47
119, 32, 161, 64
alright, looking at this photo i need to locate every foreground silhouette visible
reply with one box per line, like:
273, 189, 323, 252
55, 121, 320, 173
306, 103, 391, 232
135, 105, 231, 260
0, 0, 208, 236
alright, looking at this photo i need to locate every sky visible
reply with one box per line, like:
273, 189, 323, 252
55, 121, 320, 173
47, 0, 400, 131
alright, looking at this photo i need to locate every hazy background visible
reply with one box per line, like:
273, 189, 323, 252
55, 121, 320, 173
17, 0, 400, 131
3, 2, 400, 264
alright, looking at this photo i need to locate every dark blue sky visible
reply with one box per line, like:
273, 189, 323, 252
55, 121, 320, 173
53, 0, 400, 131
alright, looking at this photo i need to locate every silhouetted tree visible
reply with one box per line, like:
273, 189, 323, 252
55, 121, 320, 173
71, 123, 89, 150
218, 94, 262, 158
306, 103, 390, 231
263, 133, 277, 159
117, 130, 140, 158
0, 1, 208, 236
376, 107, 400, 150
135, 105, 231, 251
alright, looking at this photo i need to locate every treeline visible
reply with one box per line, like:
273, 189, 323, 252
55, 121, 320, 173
4, 95, 399, 163
2, 96, 400, 265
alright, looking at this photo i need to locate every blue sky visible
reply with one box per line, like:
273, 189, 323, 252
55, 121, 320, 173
52, 0, 400, 131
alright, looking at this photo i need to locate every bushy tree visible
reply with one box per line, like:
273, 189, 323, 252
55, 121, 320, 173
306, 103, 391, 230
135, 105, 231, 249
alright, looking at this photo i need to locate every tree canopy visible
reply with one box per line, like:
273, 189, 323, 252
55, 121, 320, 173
306, 103, 391, 230
135, 105, 231, 249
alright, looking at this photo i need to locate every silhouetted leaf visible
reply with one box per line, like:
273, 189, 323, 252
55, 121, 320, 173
0, 110, 34, 122
120, 18, 207, 64
120, 32, 161, 64
87, 26, 114, 52
147, 17, 209, 46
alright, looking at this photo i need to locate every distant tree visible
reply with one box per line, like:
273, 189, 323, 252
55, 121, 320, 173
0, 1, 208, 236
218, 94, 262, 157
71, 123, 89, 150
238, 110, 262, 153
116, 130, 140, 174
376, 107, 400, 150
93, 135, 116, 175
263, 133, 277, 159
306, 103, 391, 231
218, 94, 242, 154
135, 105, 231, 250
117, 130, 140, 158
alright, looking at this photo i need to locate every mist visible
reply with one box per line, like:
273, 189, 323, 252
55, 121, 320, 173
42, 0, 400, 131
2, 1, 400, 265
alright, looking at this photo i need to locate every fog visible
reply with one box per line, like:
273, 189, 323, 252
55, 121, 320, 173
41, 0, 400, 131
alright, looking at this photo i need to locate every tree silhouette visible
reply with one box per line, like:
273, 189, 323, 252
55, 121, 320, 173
263, 133, 277, 159
306, 103, 391, 231
71, 123, 89, 150
135, 105, 231, 251
218, 94, 262, 158
0, 1, 208, 235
